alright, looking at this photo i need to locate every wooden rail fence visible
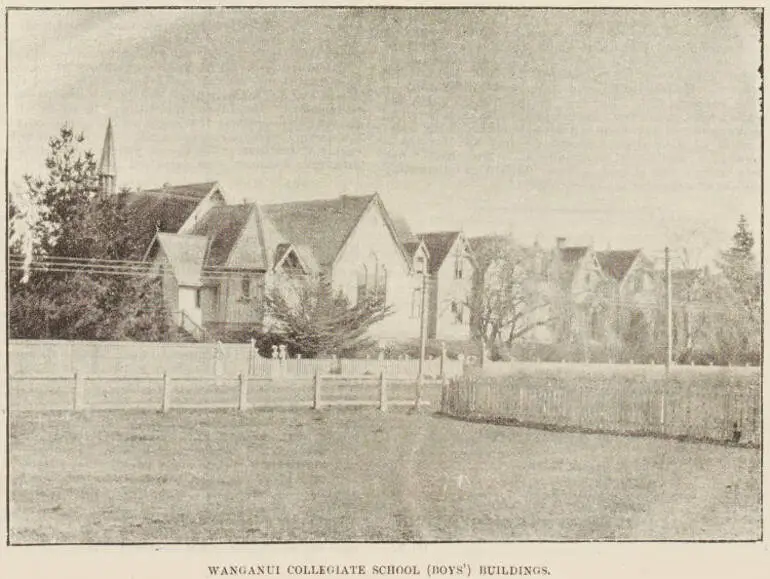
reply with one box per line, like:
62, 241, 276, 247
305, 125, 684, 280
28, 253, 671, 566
10, 371, 442, 412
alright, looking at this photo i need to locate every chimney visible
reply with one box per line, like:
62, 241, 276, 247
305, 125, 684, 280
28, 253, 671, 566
556, 237, 566, 249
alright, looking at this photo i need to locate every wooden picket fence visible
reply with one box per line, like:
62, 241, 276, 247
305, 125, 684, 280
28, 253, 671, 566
441, 372, 761, 447
9, 371, 443, 412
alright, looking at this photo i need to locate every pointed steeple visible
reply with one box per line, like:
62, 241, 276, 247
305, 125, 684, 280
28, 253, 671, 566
98, 119, 117, 194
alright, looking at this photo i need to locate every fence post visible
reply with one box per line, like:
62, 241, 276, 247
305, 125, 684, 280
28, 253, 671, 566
379, 372, 388, 412
238, 373, 247, 411
313, 370, 322, 410
73, 371, 83, 411
577, 383, 584, 428
659, 380, 666, 433
162, 372, 171, 413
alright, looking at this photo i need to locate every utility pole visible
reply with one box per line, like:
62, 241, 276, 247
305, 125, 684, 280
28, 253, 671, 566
665, 246, 672, 373
415, 271, 428, 410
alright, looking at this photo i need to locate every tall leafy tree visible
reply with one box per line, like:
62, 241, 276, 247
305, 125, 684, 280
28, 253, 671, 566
469, 236, 557, 349
9, 124, 171, 341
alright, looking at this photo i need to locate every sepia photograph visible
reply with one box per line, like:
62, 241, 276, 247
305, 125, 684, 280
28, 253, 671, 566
5, 6, 763, 547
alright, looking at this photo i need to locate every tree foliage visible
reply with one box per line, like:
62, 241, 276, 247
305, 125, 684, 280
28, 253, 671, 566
264, 274, 393, 357
469, 236, 557, 350
9, 124, 172, 341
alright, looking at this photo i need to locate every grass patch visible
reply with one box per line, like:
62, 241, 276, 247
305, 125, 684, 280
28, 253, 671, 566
9, 407, 761, 543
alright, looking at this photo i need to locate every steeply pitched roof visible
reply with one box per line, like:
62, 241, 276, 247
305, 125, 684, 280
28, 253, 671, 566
261, 194, 374, 266
391, 214, 414, 244
416, 231, 462, 274
403, 240, 422, 259
595, 249, 641, 282
152, 233, 208, 286
123, 191, 206, 258
560, 246, 590, 265
190, 204, 262, 269
139, 182, 219, 201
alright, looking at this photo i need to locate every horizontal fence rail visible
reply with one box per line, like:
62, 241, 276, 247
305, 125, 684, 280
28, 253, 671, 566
9, 371, 442, 413
441, 368, 761, 447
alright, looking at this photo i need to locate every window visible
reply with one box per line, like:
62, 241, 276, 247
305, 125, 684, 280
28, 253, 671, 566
357, 265, 368, 304
376, 265, 387, 302
195, 288, 202, 309
415, 256, 425, 275
411, 288, 422, 319
634, 274, 644, 292
451, 301, 464, 324
241, 277, 251, 297
455, 259, 463, 280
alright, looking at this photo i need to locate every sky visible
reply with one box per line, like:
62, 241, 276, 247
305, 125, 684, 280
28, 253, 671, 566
7, 8, 763, 266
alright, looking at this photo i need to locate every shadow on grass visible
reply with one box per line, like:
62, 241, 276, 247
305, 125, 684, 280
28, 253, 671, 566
432, 411, 761, 450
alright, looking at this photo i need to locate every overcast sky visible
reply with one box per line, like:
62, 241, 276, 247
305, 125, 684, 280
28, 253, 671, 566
8, 8, 762, 266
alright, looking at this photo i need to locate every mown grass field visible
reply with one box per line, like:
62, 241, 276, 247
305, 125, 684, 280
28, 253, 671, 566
9, 406, 761, 543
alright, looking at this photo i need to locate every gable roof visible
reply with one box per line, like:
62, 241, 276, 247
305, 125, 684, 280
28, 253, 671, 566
148, 233, 208, 286
261, 194, 374, 267
391, 214, 414, 244
138, 181, 220, 201
560, 246, 590, 265
190, 204, 263, 269
595, 249, 641, 282
403, 240, 424, 259
416, 231, 462, 274
123, 182, 220, 256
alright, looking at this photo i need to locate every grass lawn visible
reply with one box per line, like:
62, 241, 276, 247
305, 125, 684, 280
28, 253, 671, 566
9, 407, 761, 543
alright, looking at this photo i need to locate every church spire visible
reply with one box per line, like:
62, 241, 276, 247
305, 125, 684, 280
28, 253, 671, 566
98, 118, 117, 194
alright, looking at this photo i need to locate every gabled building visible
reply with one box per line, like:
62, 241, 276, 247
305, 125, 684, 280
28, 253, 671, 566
415, 231, 476, 340
123, 181, 228, 256
141, 191, 422, 343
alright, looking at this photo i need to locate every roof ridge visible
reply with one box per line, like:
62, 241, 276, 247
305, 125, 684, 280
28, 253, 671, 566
262, 193, 375, 208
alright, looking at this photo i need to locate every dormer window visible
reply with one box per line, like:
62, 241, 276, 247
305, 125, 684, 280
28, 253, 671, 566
416, 256, 426, 275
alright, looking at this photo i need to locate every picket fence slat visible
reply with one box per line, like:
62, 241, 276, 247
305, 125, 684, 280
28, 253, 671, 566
445, 372, 760, 446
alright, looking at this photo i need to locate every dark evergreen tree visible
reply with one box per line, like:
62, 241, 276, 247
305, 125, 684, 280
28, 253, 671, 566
9, 124, 171, 341
264, 274, 392, 357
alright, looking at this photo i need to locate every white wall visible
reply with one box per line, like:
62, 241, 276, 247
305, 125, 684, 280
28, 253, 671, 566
433, 239, 474, 341
178, 286, 202, 326
332, 201, 419, 341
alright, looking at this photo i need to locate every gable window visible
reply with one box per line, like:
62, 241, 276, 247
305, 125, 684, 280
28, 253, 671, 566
415, 256, 426, 275
634, 274, 644, 292
241, 277, 251, 298
282, 251, 302, 273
